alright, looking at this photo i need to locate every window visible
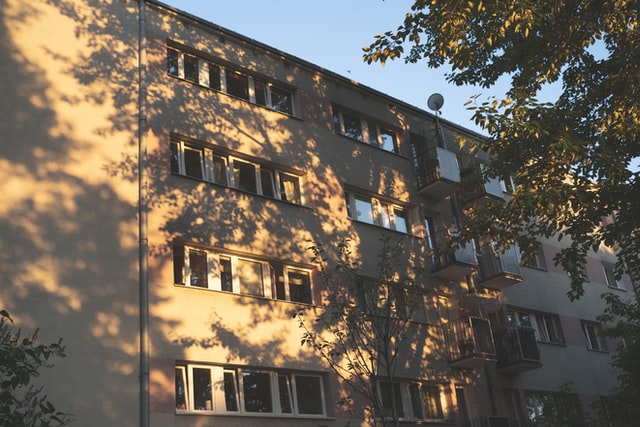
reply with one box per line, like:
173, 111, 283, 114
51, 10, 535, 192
378, 381, 445, 421
581, 321, 608, 351
602, 262, 625, 289
499, 176, 516, 193
173, 243, 313, 304
519, 239, 547, 270
506, 309, 564, 344
525, 390, 583, 426
166, 45, 295, 115
333, 107, 398, 153
345, 190, 411, 233
170, 139, 303, 205
176, 364, 325, 416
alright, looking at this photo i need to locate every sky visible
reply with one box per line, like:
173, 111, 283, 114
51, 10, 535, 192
159, 0, 506, 135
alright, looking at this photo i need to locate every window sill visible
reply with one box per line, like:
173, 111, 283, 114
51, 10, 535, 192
176, 411, 331, 420
173, 283, 317, 307
348, 218, 415, 237
335, 133, 407, 158
607, 285, 627, 292
537, 340, 566, 347
586, 348, 609, 354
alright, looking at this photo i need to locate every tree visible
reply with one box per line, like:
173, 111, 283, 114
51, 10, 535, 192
364, 0, 639, 300
0, 309, 72, 427
597, 293, 640, 426
293, 237, 423, 427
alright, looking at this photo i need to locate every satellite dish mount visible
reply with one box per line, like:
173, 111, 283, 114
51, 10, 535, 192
427, 93, 447, 149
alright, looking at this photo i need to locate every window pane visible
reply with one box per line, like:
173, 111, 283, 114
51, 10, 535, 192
288, 269, 311, 304
394, 208, 408, 233
380, 204, 391, 229
183, 145, 204, 179
208, 63, 221, 90
170, 141, 180, 174
260, 169, 275, 197
173, 244, 184, 285
233, 160, 257, 193
379, 128, 397, 152
409, 383, 424, 419
271, 263, 286, 300
189, 249, 208, 288
422, 385, 444, 419
278, 374, 293, 414
184, 54, 199, 83
332, 110, 342, 133
379, 382, 404, 418
175, 367, 187, 410
237, 258, 264, 296
220, 256, 233, 292
226, 71, 249, 100
193, 368, 212, 411
212, 156, 228, 185
295, 376, 323, 414
167, 48, 179, 76
271, 86, 293, 114
354, 197, 374, 224
279, 173, 301, 204
342, 113, 363, 141
223, 370, 239, 411
242, 372, 273, 413
254, 80, 267, 106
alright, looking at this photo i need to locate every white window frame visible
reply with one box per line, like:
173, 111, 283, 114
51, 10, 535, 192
333, 108, 398, 153
176, 364, 326, 417
345, 191, 410, 233
602, 262, 625, 290
170, 139, 304, 204
507, 309, 564, 344
176, 245, 313, 304
167, 46, 294, 115
581, 321, 608, 351
377, 381, 446, 422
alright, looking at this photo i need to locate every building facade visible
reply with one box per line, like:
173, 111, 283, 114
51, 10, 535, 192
1, 1, 634, 426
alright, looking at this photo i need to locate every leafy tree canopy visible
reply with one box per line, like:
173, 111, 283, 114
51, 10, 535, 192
364, 0, 640, 299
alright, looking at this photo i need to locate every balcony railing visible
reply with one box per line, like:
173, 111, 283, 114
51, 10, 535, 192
415, 146, 461, 199
494, 326, 542, 374
477, 243, 523, 290
443, 317, 496, 369
430, 229, 478, 280
460, 164, 503, 205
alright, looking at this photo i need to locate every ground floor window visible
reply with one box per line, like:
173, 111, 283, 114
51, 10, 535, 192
377, 380, 446, 422
524, 389, 583, 426
175, 364, 326, 416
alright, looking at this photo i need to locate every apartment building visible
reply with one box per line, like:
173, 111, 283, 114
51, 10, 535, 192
1, 1, 633, 426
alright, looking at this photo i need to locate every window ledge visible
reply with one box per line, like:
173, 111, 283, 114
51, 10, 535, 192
607, 285, 627, 292
537, 340, 566, 347
176, 412, 332, 420
349, 218, 415, 237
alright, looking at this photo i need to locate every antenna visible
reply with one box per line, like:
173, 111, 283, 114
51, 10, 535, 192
427, 93, 444, 113
427, 93, 447, 149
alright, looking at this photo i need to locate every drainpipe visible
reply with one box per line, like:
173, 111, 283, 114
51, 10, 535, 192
137, 1, 150, 426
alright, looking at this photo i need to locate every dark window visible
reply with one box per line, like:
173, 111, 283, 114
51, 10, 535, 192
189, 249, 208, 288
220, 256, 233, 292
233, 160, 257, 193
173, 244, 184, 284
254, 80, 267, 106
170, 141, 180, 174
270, 86, 293, 114
192, 368, 212, 411
295, 376, 323, 414
208, 63, 221, 90
288, 269, 312, 304
167, 48, 179, 76
183, 145, 204, 179
242, 372, 272, 413
226, 71, 249, 100
184, 54, 199, 83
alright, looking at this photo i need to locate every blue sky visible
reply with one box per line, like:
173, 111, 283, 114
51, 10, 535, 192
159, 0, 503, 134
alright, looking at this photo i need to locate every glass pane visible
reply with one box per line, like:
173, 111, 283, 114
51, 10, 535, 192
271, 86, 292, 114
220, 256, 233, 292
295, 375, 323, 415
332, 110, 341, 133
279, 174, 300, 204
184, 54, 198, 83
167, 48, 179, 76
422, 385, 443, 418
254, 80, 267, 106
288, 269, 311, 304
409, 383, 424, 419
242, 372, 273, 413
175, 367, 187, 410
233, 160, 257, 193
354, 197, 374, 224
394, 209, 408, 233
173, 244, 184, 285
342, 113, 363, 141
193, 368, 212, 411
380, 128, 397, 152
170, 141, 180, 174
226, 71, 249, 100
183, 146, 204, 179
189, 249, 208, 288
212, 156, 228, 185
208, 63, 221, 90
379, 382, 404, 418
368, 121, 379, 145
380, 204, 391, 229
518, 312, 532, 327
278, 374, 293, 414
223, 370, 238, 411
237, 258, 263, 296
260, 169, 275, 197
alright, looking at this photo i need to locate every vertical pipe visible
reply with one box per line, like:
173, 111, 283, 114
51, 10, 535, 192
137, 1, 150, 426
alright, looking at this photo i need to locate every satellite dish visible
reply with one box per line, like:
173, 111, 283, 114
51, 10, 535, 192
427, 93, 444, 112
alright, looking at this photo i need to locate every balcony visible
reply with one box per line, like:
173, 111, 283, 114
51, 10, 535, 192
494, 326, 542, 375
460, 164, 504, 205
477, 243, 523, 290
430, 229, 478, 281
415, 146, 461, 199
443, 317, 497, 369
